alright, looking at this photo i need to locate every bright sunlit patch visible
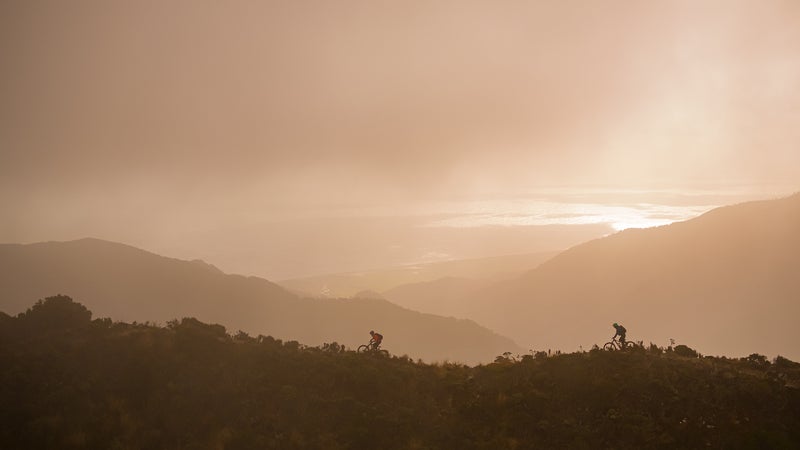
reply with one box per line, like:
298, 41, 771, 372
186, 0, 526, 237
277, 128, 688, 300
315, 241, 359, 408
608, 218, 674, 231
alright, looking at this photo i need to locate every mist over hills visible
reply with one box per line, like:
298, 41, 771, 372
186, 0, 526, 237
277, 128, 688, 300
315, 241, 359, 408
279, 251, 558, 298
0, 238, 518, 364
462, 193, 800, 360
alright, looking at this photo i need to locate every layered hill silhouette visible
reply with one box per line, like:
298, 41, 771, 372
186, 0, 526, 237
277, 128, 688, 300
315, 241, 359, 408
0, 238, 519, 364
460, 193, 800, 360
3, 193, 797, 362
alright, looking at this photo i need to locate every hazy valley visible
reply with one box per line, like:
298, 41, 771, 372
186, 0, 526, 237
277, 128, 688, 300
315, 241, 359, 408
279, 251, 559, 299
313, 194, 800, 361
3, 194, 798, 363
281, 194, 800, 362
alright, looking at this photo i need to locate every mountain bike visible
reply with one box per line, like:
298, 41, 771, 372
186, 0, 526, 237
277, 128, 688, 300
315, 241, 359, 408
603, 337, 636, 351
357, 341, 389, 356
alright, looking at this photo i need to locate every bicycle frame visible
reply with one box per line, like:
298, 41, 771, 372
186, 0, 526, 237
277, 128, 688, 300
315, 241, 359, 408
604, 337, 631, 351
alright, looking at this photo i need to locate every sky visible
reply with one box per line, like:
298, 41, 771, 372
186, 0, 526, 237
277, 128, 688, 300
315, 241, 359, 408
1, 0, 798, 279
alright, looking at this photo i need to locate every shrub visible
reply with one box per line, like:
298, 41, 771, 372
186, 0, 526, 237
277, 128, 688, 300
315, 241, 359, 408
18, 295, 92, 331
673, 344, 699, 358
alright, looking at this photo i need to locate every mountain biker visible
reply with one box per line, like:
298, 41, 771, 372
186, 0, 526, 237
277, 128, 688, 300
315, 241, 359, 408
612, 323, 627, 346
369, 330, 383, 349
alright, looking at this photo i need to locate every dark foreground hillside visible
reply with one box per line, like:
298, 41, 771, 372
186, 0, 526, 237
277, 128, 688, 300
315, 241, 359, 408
2, 296, 799, 449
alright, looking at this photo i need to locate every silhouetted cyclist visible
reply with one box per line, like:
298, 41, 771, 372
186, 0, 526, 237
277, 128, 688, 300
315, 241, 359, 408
369, 330, 383, 349
612, 323, 627, 346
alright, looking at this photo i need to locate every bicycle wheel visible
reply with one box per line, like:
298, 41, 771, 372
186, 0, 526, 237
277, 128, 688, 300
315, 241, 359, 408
603, 342, 616, 351
377, 349, 389, 357
357, 344, 369, 353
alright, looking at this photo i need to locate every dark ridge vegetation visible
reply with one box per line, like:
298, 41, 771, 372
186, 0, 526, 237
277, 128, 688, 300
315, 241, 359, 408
2, 296, 799, 449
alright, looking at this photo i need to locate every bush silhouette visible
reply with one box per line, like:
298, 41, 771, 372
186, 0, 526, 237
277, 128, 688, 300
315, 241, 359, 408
673, 344, 699, 358
17, 294, 92, 331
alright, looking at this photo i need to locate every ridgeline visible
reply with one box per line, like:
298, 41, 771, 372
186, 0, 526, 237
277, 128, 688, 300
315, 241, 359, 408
2, 296, 799, 449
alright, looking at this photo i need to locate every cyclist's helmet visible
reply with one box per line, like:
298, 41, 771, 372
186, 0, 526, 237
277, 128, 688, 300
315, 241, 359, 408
370, 330, 374, 335
613, 323, 618, 327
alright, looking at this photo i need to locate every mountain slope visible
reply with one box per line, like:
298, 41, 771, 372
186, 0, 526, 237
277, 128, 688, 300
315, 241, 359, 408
382, 277, 492, 317
0, 238, 519, 363
0, 238, 293, 324
465, 193, 800, 360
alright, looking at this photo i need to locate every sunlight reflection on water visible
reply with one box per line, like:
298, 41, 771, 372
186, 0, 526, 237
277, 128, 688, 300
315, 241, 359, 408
423, 200, 713, 231
413, 185, 794, 231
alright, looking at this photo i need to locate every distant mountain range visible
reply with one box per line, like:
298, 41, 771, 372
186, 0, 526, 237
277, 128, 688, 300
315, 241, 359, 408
0, 238, 519, 364
459, 193, 800, 360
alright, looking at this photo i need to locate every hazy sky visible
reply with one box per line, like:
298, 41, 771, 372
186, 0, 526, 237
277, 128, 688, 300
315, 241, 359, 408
1, 1, 798, 278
